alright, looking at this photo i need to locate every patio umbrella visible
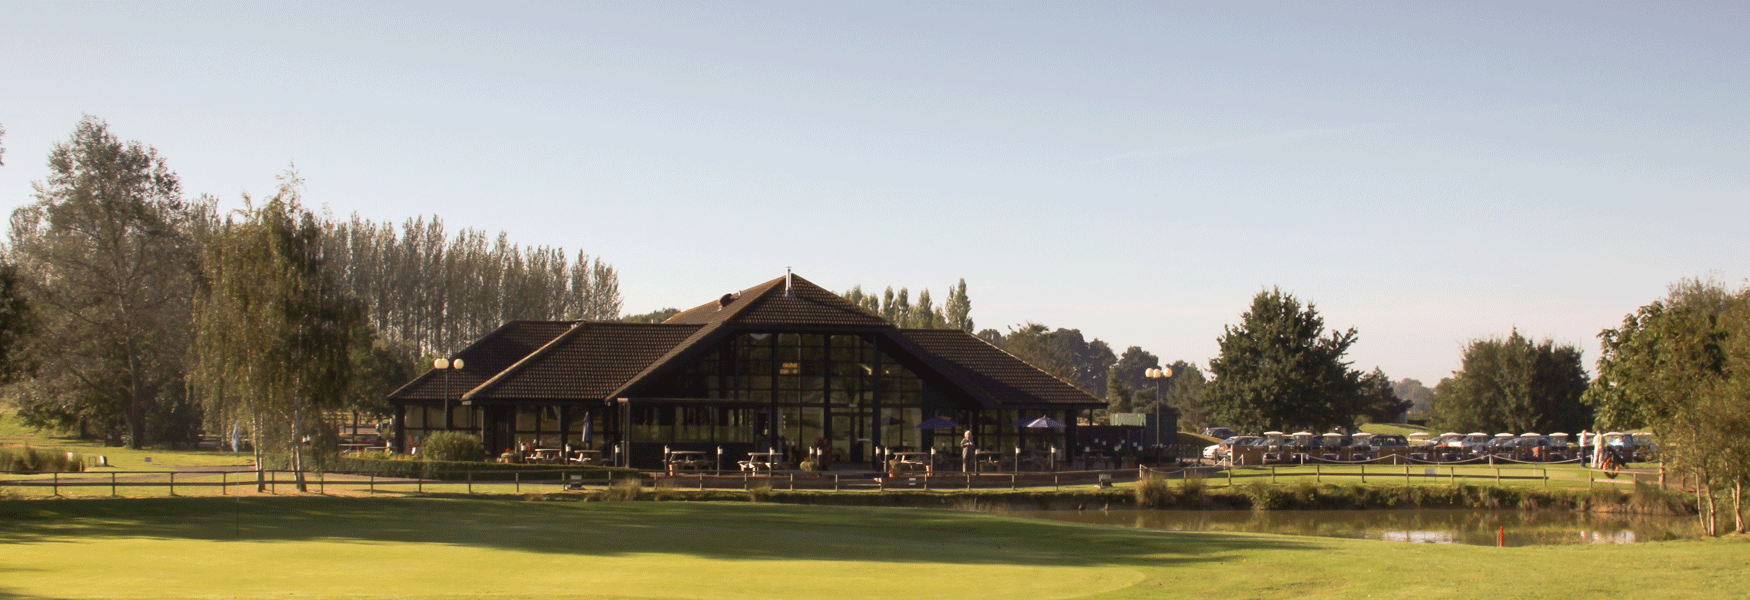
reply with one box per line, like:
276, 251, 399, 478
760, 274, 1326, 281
1025, 416, 1066, 429
917, 416, 960, 430
581, 412, 593, 445
1013, 417, 1037, 427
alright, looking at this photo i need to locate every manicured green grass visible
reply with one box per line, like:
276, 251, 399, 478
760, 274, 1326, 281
0, 497, 1743, 599
0, 410, 253, 470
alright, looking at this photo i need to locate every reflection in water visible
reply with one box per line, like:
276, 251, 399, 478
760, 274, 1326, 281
1011, 509, 1698, 546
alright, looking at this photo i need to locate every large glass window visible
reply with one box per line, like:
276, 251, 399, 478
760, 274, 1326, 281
637, 330, 948, 462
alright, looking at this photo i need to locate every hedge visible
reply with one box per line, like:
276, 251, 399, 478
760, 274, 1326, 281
328, 454, 643, 482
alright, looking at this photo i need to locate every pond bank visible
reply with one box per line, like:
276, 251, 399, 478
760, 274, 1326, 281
527, 479, 1695, 516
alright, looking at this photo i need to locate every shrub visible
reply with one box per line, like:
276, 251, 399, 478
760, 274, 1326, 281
746, 481, 772, 502
0, 446, 85, 473
606, 478, 645, 501
1135, 475, 1173, 508
1179, 473, 1207, 505
420, 432, 485, 462
1246, 482, 1292, 510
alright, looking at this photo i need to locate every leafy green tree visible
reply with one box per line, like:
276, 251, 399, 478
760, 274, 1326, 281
944, 279, 973, 332
190, 171, 364, 491
1163, 363, 1211, 431
1427, 330, 1589, 434
1393, 378, 1435, 420
6, 116, 197, 448
1104, 369, 1133, 414
1110, 346, 1160, 399
911, 289, 939, 328
0, 262, 37, 386
621, 307, 680, 323
1585, 279, 1750, 535
1001, 323, 1114, 396
1204, 288, 1364, 434
1357, 369, 1412, 424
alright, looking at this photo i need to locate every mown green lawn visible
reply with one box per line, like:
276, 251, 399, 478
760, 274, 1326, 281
0, 497, 1744, 600
0, 411, 253, 470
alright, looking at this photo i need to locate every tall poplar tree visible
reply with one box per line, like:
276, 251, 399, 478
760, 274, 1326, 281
944, 279, 973, 332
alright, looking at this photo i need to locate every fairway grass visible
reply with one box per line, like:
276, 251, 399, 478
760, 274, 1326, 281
1, 497, 1745, 600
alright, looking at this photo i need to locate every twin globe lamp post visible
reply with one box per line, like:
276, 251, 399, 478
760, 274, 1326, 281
432, 357, 465, 430
1144, 366, 1173, 449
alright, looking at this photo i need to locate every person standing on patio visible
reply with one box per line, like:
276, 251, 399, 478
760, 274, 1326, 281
961, 430, 975, 473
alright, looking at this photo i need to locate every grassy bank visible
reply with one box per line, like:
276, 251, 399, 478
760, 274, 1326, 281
0, 496, 1743, 599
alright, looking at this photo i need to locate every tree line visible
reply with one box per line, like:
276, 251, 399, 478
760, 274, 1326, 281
0, 116, 623, 451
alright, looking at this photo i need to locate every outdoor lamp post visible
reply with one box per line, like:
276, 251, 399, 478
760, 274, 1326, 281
1145, 367, 1173, 449
433, 357, 465, 430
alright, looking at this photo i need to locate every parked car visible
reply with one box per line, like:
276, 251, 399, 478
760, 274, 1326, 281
1204, 435, 1261, 461
1202, 427, 1234, 440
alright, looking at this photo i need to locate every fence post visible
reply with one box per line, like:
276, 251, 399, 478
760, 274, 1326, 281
1495, 467, 1501, 484
515, 471, 520, 493
168, 472, 175, 497
111, 472, 117, 497
370, 474, 375, 495
468, 471, 473, 494
417, 474, 423, 494
1011, 473, 1016, 490
964, 474, 970, 491
1405, 465, 1410, 484
1227, 467, 1233, 487
318, 471, 324, 495
222, 471, 227, 496
53, 472, 59, 497
789, 473, 795, 491
1315, 464, 1321, 483
1271, 466, 1277, 483
1360, 463, 1365, 484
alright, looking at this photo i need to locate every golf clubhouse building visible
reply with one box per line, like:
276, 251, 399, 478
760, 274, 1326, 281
387, 273, 1104, 469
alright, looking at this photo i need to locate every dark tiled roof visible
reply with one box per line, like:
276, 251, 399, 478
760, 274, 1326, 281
896, 329, 1104, 409
464, 323, 703, 402
387, 321, 577, 402
388, 273, 1100, 411
664, 274, 887, 327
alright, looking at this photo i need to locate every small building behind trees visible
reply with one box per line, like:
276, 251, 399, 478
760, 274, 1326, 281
387, 273, 1103, 468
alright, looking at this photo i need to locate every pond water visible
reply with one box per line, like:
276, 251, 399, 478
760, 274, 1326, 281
1012, 509, 1700, 546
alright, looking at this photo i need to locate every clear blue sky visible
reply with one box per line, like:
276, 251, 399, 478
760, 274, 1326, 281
3, 1, 1746, 385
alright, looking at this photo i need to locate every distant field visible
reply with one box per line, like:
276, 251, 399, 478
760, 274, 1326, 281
0, 410, 253, 470
0, 497, 1744, 600
1358, 422, 1433, 436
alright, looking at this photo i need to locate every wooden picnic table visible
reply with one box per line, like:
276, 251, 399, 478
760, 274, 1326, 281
666, 450, 711, 473
741, 451, 787, 472
569, 450, 604, 466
